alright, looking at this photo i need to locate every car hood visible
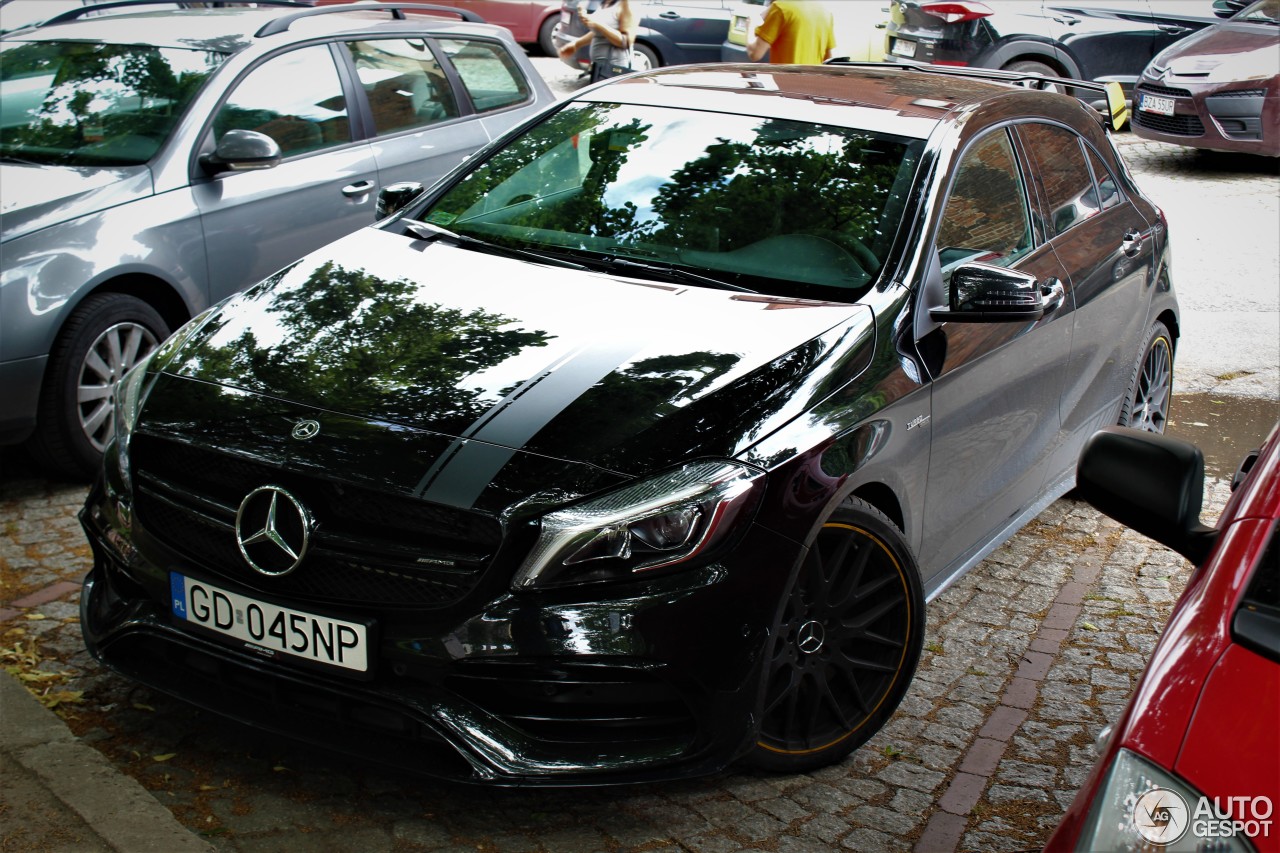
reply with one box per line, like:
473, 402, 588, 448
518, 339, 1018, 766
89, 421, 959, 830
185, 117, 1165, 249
0, 162, 153, 243
1151, 21, 1280, 81
153, 227, 876, 509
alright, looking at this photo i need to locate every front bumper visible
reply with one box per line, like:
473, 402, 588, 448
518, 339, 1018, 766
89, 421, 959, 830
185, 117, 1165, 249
1133, 78, 1279, 156
79, 471, 804, 786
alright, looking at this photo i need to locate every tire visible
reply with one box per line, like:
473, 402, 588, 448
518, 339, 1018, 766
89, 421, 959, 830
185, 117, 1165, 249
1118, 320, 1174, 434
537, 15, 561, 57
630, 42, 659, 71
27, 293, 168, 479
747, 498, 925, 773
1003, 60, 1062, 92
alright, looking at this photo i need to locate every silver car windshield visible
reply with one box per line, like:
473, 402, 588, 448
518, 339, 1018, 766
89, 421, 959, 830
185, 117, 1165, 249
421, 102, 924, 299
0, 40, 225, 166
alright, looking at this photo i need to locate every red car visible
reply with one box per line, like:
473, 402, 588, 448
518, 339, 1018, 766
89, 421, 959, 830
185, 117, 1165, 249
314, 1, 564, 54
1047, 423, 1280, 851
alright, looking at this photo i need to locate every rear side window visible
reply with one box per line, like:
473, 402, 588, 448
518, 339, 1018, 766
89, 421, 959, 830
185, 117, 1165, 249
347, 38, 460, 136
438, 39, 529, 113
1085, 147, 1122, 212
213, 45, 349, 157
1019, 123, 1099, 237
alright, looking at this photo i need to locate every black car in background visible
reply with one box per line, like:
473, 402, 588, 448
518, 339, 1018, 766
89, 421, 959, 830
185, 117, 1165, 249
885, 0, 1228, 92
80, 62, 1178, 785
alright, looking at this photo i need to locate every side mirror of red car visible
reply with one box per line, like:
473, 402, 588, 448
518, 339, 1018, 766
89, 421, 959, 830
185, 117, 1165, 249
1076, 427, 1218, 564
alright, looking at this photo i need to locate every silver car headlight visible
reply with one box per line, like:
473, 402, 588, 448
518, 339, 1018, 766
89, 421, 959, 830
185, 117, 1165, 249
1076, 748, 1258, 852
512, 460, 765, 590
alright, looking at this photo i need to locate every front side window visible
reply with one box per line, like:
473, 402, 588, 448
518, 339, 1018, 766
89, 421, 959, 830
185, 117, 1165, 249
1018, 123, 1099, 237
212, 45, 348, 158
419, 102, 923, 300
437, 38, 529, 114
937, 129, 1032, 280
0, 40, 224, 166
347, 38, 459, 136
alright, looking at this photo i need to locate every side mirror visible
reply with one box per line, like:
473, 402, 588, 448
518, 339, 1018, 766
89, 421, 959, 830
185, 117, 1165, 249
1076, 427, 1217, 564
929, 262, 1061, 323
377, 181, 425, 219
1213, 0, 1247, 17
199, 129, 281, 175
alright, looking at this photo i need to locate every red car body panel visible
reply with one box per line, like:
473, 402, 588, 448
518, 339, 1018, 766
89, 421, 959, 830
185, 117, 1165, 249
1048, 423, 1280, 851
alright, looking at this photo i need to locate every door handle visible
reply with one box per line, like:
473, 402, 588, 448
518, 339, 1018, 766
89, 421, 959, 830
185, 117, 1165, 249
1052, 13, 1079, 25
658, 10, 680, 18
1040, 279, 1066, 315
1158, 24, 1190, 35
1121, 228, 1143, 257
342, 180, 375, 198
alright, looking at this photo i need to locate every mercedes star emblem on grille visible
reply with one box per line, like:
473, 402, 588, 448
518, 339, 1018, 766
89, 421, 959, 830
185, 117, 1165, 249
235, 485, 313, 576
291, 419, 321, 440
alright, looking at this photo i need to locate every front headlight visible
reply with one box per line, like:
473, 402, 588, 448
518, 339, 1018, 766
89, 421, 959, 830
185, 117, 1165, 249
511, 460, 765, 590
1076, 748, 1256, 852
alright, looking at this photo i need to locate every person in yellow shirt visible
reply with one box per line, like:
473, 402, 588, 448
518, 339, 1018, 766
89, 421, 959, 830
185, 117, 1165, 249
747, 0, 836, 65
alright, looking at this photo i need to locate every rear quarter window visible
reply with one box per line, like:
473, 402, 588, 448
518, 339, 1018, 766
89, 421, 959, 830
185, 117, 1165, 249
438, 39, 530, 113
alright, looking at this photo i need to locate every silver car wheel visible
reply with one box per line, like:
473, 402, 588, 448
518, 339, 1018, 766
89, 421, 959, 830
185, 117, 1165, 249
1131, 334, 1172, 434
77, 321, 159, 452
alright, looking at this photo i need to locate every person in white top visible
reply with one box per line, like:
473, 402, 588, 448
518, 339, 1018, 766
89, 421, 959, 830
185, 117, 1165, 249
558, 0, 638, 82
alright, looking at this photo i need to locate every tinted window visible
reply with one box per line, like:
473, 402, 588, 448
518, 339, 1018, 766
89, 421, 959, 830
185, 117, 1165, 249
422, 102, 923, 299
348, 38, 459, 136
438, 39, 529, 113
937, 129, 1032, 278
1019, 123, 1098, 237
1086, 147, 1122, 212
0, 40, 223, 165
213, 46, 349, 158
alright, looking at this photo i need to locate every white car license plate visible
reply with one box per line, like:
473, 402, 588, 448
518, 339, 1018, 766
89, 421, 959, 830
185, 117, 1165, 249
891, 39, 917, 58
1140, 94, 1176, 116
170, 573, 369, 673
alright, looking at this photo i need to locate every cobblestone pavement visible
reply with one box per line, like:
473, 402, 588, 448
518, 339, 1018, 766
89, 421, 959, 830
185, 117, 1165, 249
2, 71, 1278, 852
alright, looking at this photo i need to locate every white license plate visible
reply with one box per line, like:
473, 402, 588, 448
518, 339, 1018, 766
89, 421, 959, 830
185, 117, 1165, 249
1140, 94, 1176, 116
891, 39, 917, 58
170, 573, 369, 673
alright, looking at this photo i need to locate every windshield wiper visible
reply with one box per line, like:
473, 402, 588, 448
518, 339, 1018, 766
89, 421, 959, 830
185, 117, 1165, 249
401, 218, 586, 270
604, 256, 756, 293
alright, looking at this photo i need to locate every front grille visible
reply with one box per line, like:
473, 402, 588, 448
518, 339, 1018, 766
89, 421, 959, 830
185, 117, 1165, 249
132, 436, 502, 610
1134, 111, 1205, 137
1138, 82, 1192, 98
446, 660, 698, 747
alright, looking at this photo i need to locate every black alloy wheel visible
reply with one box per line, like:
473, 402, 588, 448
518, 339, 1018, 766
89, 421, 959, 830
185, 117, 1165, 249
1119, 320, 1174, 434
749, 498, 924, 772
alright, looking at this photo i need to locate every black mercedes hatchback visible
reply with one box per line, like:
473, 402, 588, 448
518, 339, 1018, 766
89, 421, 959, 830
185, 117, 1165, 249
81, 62, 1179, 785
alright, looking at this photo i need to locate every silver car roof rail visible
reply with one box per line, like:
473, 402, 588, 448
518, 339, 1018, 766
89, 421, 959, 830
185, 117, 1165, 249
824, 60, 1131, 130
255, 3, 482, 37
37, 1, 309, 28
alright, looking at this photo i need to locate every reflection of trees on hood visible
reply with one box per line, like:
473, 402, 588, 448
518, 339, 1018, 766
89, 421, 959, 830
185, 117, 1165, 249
188, 262, 551, 427
648, 128, 901, 251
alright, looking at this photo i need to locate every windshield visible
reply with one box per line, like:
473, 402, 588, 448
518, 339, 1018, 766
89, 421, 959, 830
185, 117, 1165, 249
0, 40, 224, 166
419, 102, 924, 300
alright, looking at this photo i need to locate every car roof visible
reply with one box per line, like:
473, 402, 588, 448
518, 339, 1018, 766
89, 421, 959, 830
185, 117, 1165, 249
3, 5, 502, 54
581, 64, 1040, 140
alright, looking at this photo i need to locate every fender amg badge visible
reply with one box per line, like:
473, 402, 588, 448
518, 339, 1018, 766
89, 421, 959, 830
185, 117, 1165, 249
235, 485, 314, 576
291, 419, 321, 440
907, 414, 931, 431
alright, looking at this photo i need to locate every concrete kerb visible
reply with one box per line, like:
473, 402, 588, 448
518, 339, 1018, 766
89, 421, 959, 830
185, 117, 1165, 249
0, 671, 214, 853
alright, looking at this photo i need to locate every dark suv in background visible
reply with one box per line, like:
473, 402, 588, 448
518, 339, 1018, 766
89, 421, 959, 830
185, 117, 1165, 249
885, 0, 1229, 94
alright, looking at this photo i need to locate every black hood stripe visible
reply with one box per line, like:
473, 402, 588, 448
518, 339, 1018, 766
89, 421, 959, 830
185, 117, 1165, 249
416, 337, 650, 507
